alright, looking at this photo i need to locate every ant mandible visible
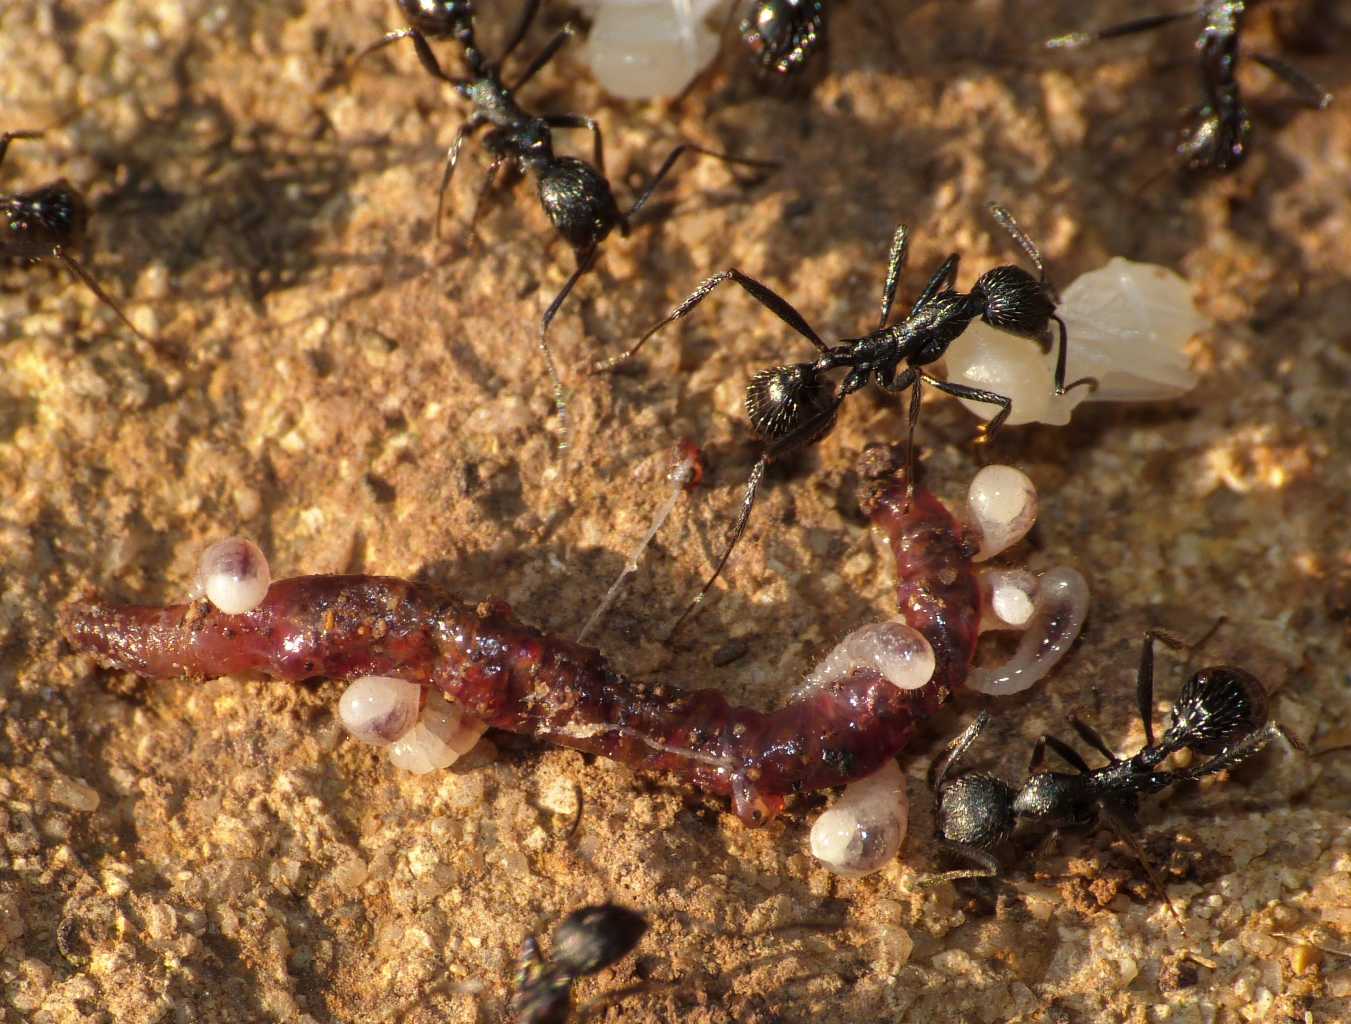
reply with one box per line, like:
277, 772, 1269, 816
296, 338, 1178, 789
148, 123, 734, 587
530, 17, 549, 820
350, 0, 775, 434
927, 629, 1303, 892
740, 0, 827, 75
1, 131, 150, 343
1048, 1, 1332, 172
604, 202, 1094, 637
511, 903, 647, 1024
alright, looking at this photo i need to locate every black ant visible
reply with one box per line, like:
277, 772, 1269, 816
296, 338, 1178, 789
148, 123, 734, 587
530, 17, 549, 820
740, 0, 827, 75
927, 629, 1303, 898
350, 1, 775, 433
1048, 1, 1332, 172
511, 903, 647, 1024
603, 202, 1093, 636
1, 131, 149, 343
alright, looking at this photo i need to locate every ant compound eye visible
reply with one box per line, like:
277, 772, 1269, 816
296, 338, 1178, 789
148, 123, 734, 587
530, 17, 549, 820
745, 363, 837, 444
975, 265, 1055, 337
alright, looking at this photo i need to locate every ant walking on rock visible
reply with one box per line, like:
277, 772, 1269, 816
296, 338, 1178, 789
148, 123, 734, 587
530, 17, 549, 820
605, 202, 1094, 636
927, 629, 1303, 900
511, 903, 647, 1024
350, 0, 776, 435
1, 131, 150, 343
1048, 1, 1332, 172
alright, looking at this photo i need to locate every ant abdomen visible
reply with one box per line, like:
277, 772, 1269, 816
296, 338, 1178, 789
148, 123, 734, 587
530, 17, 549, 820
1166, 666, 1268, 755
4, 180, 88, 259
535, 157, 622, 252
745, 362, 837, 445
936, 773, 1016, 848
972, 264, 1055, 338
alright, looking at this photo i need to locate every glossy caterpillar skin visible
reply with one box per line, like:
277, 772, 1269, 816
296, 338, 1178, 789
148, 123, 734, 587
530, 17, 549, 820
61, 459, 977, 826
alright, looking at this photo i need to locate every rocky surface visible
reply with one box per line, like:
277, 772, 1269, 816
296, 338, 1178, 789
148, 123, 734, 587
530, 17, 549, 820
2, 2, 1348, 1022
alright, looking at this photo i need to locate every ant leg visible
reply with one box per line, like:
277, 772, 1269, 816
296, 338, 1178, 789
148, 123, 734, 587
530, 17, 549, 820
928, 711, 992, 793
907, 253, 960, 320
921, 374, 1013, 440
1251, 54, 1333, 110
878, 224, 909, 329
498, 0, 542, 66
1049, 314, 1099, 396
434, 118, 487, 242
1099, 804, 1182, 923
1041, 734, 1093, 774
54, 248, 151, 344
1045, 9, 1202, 50
0, 130, 42, 170
595, 268, 827, 372
919, 840, 1002, 884
1068, 717, 1118, 764
464, 155, 508, 244
666, 452, 769, 640
624, 143, 778, 224
1184, 720, 1302, 781
510, 24, 576, 91
544, 114, 606, 177
1135, 629, 1188, 746
539, 246, 600, 438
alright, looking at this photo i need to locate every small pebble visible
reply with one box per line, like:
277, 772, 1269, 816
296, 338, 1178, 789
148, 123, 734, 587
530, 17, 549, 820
198, 537, 270, 614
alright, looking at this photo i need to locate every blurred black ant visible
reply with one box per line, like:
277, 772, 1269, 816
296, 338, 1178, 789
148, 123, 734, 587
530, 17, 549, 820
1048, 1, 1332, 172
350, 1, 775, 434
604, 202, 1093, 636
927, 629, 1303, 901
1, 131, 149, 343
511, 903, 647, 1024
740, 0, 827, 75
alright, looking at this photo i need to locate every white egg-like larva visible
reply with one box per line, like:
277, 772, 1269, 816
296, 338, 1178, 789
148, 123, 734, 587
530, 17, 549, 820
965, 566, 1090, 696
388, 689, 488, 775
339, 675, 422, 746
966, 465, 1038, 561
580, 0, 726, 99
799, 621, 936, 697
978, 568, 1040, 632
810, 760, 908, 877
943, 258, 1204, 426
198, 537, 271, 614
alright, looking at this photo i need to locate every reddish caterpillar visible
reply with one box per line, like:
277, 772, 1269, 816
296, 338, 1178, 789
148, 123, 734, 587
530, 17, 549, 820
60, 449, 1086, 826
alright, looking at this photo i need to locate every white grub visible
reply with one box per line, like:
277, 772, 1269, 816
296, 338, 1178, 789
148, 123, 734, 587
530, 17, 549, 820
966, 465, 1038, 561
579, 0, 726, 99
977, 568, 1039, 632
197, 537, 271, 614
798, 621, 936, 698
388, 690, 487, 775
339, 675, 422, 746
965, 566, 1090, 696
809, 760, 908, 878
943, 258, 1204, 426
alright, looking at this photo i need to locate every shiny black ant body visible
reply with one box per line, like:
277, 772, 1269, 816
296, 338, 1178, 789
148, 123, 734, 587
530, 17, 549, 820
351, 0, 774, 432
740, 0, 827, 75
606, 202, 1092, 636
1048, 1, 1332, 172
511, 903, 647, 1024
928, 629, 1303, 889
1, 131, 149, 342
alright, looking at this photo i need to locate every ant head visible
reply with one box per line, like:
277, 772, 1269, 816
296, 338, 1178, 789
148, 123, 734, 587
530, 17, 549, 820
1178, 104, 1251, 172
396, 0, 474, 39
550, 904, 647, 978
935, 772, 1016, 849
5, 180, 88, 257
740, 0, 824, 74
1166, 666, 1268, 756
745, 363, 838, 447
972, 264, 1056, 338
1011, 771, 1096, 828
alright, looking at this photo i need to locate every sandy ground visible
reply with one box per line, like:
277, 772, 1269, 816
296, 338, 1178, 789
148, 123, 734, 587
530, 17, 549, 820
2, 1, 1349, 1022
